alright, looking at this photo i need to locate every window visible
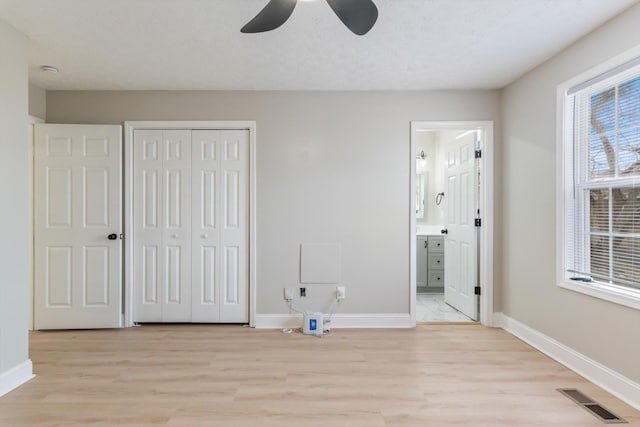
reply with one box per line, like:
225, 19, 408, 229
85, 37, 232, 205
559, 53, 640, 309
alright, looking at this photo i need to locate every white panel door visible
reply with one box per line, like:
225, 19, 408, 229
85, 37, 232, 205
191, 130, 221, 322
192, 130, 248, 323
162, 130, 192, 322
134, 130, 191, 322
134, 128, 247, 324
443, 133, 478, 320
34, 124, 122, 330
219, 130, 249, 323
133, 130, 163, 322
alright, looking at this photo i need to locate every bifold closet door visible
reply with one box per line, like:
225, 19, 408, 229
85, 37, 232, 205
192, 130, 249, 323
134, 128, 248, 323
134, 129, 192, 322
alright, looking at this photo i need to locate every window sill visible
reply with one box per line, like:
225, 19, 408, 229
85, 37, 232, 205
558, 280, 640, 311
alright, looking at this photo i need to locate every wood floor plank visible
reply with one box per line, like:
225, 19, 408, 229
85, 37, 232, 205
0, 325, 637, 426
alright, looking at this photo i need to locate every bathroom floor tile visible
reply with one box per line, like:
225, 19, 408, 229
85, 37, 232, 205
415, 294, 475, 322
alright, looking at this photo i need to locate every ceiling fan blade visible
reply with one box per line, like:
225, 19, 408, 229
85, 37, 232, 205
241, 0, 298, 33
325, 0, 378, 36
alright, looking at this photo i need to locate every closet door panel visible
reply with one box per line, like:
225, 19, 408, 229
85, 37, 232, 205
191, 130, 221, 322
219, 130, 248, 323
134, 130, 163, 322
162, 130, 192, 322
134, 127, 249, 324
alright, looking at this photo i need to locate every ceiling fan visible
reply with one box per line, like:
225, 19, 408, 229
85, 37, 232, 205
241, 0, 378, 36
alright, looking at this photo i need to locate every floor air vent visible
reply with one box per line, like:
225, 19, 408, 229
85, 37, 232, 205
557, 388, 627, 424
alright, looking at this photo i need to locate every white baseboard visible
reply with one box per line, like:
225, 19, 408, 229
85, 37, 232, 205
255, 313, 412, 329
493, 312, 640, 411
0, 360, 34, 398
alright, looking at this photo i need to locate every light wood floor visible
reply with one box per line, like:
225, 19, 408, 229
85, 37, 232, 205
0, 325, 638, 426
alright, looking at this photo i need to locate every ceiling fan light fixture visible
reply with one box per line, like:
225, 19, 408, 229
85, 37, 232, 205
241, 0, 378, 36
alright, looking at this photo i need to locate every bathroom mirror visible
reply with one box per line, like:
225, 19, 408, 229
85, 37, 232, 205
416, 173, 427, 219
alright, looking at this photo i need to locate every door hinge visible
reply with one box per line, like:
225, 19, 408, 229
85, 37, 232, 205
475, 218, 482, 227
474, 286, 481, 296
475, 149, 482, 159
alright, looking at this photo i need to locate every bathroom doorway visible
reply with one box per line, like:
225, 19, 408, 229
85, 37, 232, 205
409, 121, 494, 326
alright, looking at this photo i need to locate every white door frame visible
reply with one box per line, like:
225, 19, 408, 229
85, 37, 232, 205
410, 121, 494, 327
28, 115, 45, 331
124, 121, 257, 327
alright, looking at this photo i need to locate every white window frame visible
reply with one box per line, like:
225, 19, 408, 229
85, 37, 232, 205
557, 46, 640, 311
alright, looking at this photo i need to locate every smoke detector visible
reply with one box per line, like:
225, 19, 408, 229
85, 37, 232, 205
40, 65, 59, 73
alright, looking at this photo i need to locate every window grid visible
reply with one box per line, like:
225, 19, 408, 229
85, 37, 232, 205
572, 69, 640, 291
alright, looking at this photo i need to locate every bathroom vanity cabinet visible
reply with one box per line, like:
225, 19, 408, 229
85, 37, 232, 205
417, 235, 444, 293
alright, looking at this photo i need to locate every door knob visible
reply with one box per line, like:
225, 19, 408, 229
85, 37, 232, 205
201, 234, 209, 239
441, 229, 448, 235
172, 234, 179, 238
107, 233, 118, 240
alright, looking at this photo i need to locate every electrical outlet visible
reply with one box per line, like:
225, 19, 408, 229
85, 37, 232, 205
336, 286, 346, 300
283, 287, 293, 301
300, 287, 306, 297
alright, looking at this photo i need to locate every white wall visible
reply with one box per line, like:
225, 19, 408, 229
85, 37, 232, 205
46, 90, 500, 317
415, 130, 448, 227
28, 84, 46, 120
432, 130, 463, 227
0, 19, 32, 395
500, 3, 640, 383
431, 133, 446, 227
417, 130, 478, 228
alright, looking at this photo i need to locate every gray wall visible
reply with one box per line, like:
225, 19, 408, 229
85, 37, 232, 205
28, 84, 46, 120
46, 90, 500, 315
500, 3, 640, 383
0, 20, 29, 379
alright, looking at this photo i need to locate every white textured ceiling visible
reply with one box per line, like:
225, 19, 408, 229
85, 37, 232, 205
0, 0, 637, 90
